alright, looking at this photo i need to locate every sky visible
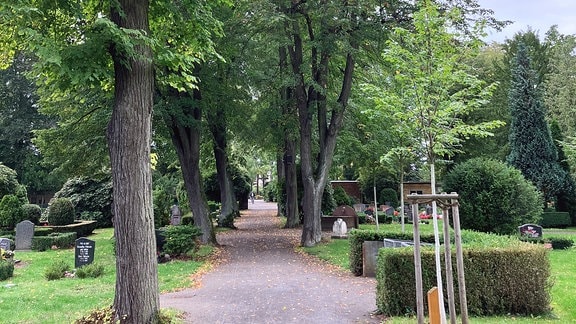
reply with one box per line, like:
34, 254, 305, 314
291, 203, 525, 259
476, 0, 576, 43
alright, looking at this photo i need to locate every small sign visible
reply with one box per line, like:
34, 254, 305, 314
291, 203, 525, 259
75, 237, 96, 268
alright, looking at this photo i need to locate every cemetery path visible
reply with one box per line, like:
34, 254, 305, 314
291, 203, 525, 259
160, 200, 383, 324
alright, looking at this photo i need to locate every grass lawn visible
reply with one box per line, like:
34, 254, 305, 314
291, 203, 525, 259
304, 223, 576, 323
1, 228, 209, 323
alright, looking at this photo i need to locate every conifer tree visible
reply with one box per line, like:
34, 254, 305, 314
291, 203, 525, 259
507, 43, 566, 204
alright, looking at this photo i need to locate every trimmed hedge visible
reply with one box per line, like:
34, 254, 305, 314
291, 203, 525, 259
375, 240, 551, 317
348, 229, 438, 276
40, 220, 97, 238
539, 212, 571, 228
550, 237, 574, 250
31, 232, 77, 251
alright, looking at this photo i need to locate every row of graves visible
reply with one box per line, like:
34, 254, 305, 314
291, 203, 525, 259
1, 220, 96, 274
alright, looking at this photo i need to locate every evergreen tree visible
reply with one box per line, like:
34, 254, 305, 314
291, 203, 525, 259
507, 42, 566, 204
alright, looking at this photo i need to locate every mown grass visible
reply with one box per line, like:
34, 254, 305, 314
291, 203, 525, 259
303, 223, 576, 323
1, 228, 211, 323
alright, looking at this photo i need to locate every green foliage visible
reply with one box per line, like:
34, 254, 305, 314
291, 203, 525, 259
443, 158, 543, 235
507, 42, 568, 203
32, 232, 77, 252
333, 186, 353, 207
262, 179, 277, 202
161, 225, 202, 256
0, 163, 26, 202
0, 194, 25, 229
321, 184, 337, 215
47, 198, 75, 226
44, 259, 72, 281
75, 263, 104, 279
54, 177, 113, 228
540, 211, 571, 228
376, 244, 551, 317
0, 260, 14, 281
180, 215, 194, 226
550, 237, 574, 250
379, 188, 398, 208
22, 204, 42, 225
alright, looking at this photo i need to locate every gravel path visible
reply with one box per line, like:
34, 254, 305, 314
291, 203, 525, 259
160, 200, 383, 324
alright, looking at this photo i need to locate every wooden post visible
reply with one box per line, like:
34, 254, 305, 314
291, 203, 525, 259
427, 287, 441, 324
412, 202, 425, 324
442, 206, 456, 324
452, 197, 469, 323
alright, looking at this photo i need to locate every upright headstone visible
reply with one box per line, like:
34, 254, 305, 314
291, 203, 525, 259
15, 220, 35, 250
518, 224, 543, 238
0, 238, 12, 251
332, 218, 348, 238
362, 240, 384, 277
75, 237, 96, 268
170, 204, 182, 225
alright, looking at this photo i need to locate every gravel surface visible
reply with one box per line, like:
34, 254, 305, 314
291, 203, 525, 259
160, 200, 383, 324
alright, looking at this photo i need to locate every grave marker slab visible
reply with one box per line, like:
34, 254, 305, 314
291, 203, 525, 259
15, 220, 34, 250
75, 237, 96, 268
518, 224, 543, 238
0, 238, 12, 251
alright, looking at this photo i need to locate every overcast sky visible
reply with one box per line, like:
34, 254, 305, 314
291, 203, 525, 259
476, 0, 576, 43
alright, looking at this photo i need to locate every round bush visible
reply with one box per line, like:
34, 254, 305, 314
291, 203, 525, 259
48, 198, 75, 226
333, 186, 353, 206
55, 177, 113, 228
0, 195, 25, 229
379, 188, 399, 208
443, 158, 543, 235
22, 204, 42, 225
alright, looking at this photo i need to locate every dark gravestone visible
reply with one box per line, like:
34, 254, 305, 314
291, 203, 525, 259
362, 241, 384, 277
75, 237, 96, 268
0, 238, 13, 251
15, 220, 35, 250
518, 224, 543, 238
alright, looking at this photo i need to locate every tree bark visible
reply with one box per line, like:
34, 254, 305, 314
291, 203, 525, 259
209, 110, 238, 228
165, 88, 216, 244
108, 0, 159, 322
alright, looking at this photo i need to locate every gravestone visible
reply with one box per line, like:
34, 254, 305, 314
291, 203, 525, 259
331, 218, 348, 238
15, 220, 35, 250
353, 204, 365, 212
170, 204, 181, 225
75, 237, 96, 268
362, 241, 384, 277
321, 205, 359, 231
518, 224, 543, 238
0, 238, 13, 251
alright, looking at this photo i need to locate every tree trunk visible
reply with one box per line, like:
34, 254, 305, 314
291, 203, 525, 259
209, 114, 237, 228
165, 88, 216, 244
284, 137, 299, 228
108, 0, 159, 322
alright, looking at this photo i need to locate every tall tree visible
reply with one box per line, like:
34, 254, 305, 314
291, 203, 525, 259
507, 42, 568, 206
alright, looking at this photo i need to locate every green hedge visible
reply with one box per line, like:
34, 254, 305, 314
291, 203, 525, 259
40, 220, 97, 238
31, 232, 77, 251
0, 260, 14, 280
348, 229, 438, 276
539, 212, 571, 228
376, 242, 551, 317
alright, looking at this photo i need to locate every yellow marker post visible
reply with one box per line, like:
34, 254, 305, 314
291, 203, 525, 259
428, 286, 441, 324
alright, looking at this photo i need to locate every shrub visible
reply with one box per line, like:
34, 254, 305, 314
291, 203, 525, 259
540, 211, 571, 228
181, 214, 194, 226
443, 158, 543, 235
333, 186, 353, 207
0, 164, 22, 200
75, 263, 104, 278
44, 260, 72, 280
161, 225, 202, 256
549, 237, 574, 250
32, 232, 77, 251
0, 194, 25, 229
379, 188, 399, 208
22, 204, 42, 225
321, 184, 337, 215
47, 198, 75, 226
0, 260, 14, 280
55, 177, 113, 228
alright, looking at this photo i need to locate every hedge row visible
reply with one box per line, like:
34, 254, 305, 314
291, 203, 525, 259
31, 232, 77, 251
539, 212, 571, 228
348, 229, 439, 276
376, 241, 551, 317
40, 220, 97, 238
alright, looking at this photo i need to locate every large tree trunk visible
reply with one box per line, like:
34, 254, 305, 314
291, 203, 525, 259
108, 0, 159, 322
286, 6, 356, 246
165, 88, 216, 244
209, 111, 237, 228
